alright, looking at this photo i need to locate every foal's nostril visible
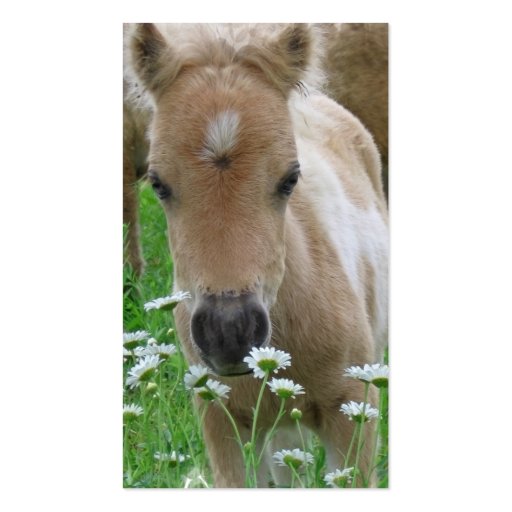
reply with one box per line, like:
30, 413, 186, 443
250, 303, 269, 348
190, 307, 209, 354
190, 293, 269, 365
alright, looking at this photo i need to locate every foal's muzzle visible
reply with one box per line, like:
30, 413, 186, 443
191, 292, 270, 376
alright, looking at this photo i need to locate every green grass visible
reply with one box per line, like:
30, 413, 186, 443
123, 183, 209, 488
123, 181, 388, 488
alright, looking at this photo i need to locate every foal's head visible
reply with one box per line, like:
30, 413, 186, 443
129, 23, 317, 375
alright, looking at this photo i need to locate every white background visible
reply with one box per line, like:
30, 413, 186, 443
1, 0, 511, 509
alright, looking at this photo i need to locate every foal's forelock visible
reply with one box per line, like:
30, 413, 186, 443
201, 110, 240, 169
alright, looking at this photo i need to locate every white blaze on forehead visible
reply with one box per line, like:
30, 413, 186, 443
202, 110, 240, 162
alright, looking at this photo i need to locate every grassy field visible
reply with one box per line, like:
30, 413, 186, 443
123, 182, 388, 488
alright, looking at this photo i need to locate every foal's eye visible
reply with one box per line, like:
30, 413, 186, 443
148, 172, 171, 200
278, 171, 301, 196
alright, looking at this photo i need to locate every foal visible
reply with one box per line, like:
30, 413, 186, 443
126, 23, 388, 487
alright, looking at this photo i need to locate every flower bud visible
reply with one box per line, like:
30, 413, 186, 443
290, 408, 303, 421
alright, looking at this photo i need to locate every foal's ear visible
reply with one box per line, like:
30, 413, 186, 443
238, 24, 314, 96
129, 23, 181, 98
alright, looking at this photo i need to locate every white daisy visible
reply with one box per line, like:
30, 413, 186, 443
340, 401, 379, 423
184, 364, 209, 390
184, 468, 210, 488
144, 291, 192, 312
154, 451, 190, 464
123, 330, 150, 349
123, 403, 144, 419
344, 363, 389, 388
267, 378, 305, 399
243, 347, 291, 378
133, 346, 151, 358
125, 355, 162, 389
364, 363, 389, 388
194, 379, 231, 401
146, 343, 177, 360
344, 365, 370, 380
324, 467, 354, 487
272, 449, 314, 470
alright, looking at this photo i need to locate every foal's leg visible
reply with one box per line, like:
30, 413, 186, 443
123, 154, 144, 277
201, 402, 245, 487
317, 385, 379, 487
201, 403, 270, 488
263, 426, 309, 488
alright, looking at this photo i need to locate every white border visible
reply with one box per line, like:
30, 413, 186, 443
2, 1, 512, 509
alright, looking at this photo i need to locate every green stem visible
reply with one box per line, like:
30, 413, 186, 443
216, 397, 252, 488
199, 401, 208, 428
203, 389, 248, 486
244, 453, 253, 488
250, 373, 269, 445
248, 372, 269, 485
257, 398, 286, 466
366, 385, 386, 484
216, 399, 244, 452
295, 418, 309, 487
156, 371, 165, 475
139, 385, 148, 432
290, 470, 296, 489
172, 411, 200, 471
344, 425, 358, 470
196, 402, 210, 473
123, 424, 131, 484
352, 382, 370, 488
168, 313, 184, 382
289, 464, 305, 488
